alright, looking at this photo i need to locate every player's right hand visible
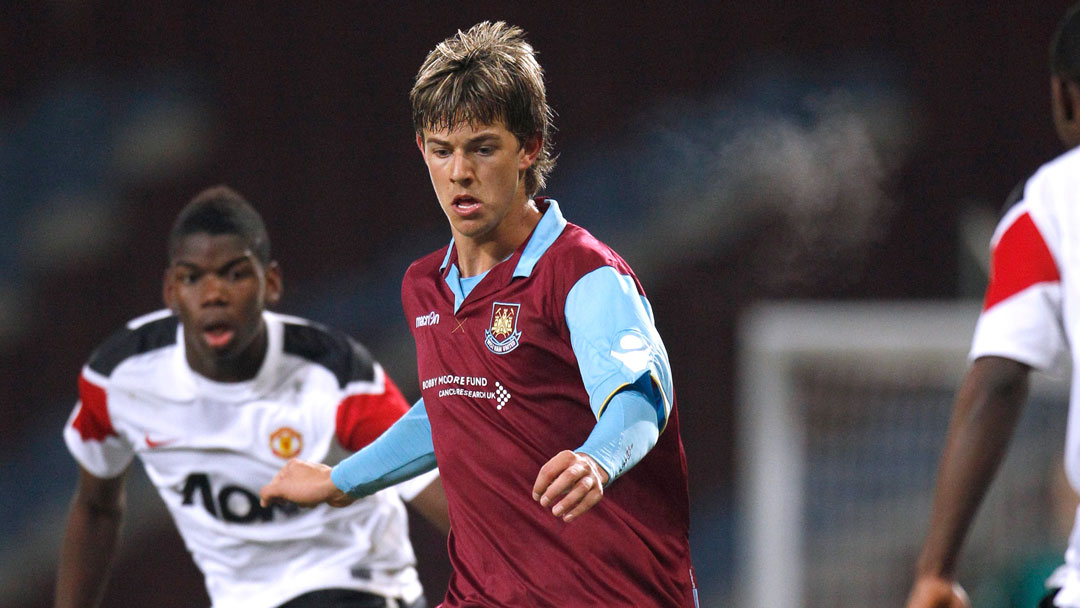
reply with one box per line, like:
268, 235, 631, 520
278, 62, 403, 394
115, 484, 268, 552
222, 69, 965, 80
532, 450, 609, 523
259, 459, 356, 508
905, 576, 971, 608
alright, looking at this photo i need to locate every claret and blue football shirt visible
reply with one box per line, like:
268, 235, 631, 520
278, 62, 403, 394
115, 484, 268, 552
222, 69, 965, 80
336, 199, 696, 607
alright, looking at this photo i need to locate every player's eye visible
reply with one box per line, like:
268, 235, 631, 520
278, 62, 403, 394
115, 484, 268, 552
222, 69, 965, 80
476, 146, 494, 156
178, 272, 200, 285
226, 266, 253, 281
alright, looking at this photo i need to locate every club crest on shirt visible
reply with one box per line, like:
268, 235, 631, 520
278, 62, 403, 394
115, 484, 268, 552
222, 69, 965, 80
269, 427, 303, 459
484, 302, 522, 355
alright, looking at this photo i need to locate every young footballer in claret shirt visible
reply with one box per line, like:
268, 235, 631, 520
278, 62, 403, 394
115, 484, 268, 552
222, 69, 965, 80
262, 22, 698, 607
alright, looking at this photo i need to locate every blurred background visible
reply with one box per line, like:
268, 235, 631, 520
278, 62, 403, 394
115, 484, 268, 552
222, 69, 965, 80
1, 2, 1077, 606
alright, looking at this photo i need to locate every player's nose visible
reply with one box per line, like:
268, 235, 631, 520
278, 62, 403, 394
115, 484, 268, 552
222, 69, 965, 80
450, 151, 473, 183
200, 274, 228, 306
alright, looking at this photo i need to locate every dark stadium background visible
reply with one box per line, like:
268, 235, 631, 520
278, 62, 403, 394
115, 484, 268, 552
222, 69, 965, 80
0, 2, 1073, 606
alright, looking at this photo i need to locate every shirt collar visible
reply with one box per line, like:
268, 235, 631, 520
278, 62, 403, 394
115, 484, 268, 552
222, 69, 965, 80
438, 198, 567, 278
514, 198, 566, 277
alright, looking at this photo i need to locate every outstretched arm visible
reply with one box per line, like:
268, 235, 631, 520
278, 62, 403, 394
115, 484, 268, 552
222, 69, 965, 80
55, 466, 128, 608
262, 399, 436, 508
905, 355, 1031, 608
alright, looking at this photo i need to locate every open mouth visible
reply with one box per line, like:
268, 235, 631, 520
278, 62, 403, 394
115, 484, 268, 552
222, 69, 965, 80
202, 323, 235, 348
452, 195, 481, 214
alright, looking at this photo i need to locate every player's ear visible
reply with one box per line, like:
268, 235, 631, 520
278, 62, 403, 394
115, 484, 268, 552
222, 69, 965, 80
1052, 75, 1080, 148
519, 133, 542, 170
162, 267, 177, 312
416, 133, 426, 155
1066, 79, 1080, 123
1054, 76, 1077, 122
264, 261, 283, 307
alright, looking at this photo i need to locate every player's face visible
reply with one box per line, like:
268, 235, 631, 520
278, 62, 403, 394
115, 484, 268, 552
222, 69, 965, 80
163, 233, 282, 381
418, 120, 541, 246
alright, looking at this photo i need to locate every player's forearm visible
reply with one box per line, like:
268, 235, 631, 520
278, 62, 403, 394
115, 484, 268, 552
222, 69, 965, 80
55, 496, 124, 608
331, 399, 437, 497
576, 386, 659, 485
915, 356, 1030, 578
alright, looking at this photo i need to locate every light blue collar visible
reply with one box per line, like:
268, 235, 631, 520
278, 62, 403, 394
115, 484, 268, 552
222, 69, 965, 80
439, 199, 567, 312
439, 198, 567, 277
512, 198, 567, 277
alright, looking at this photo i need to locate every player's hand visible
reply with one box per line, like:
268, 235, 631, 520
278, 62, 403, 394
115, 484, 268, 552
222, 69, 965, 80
905, 576, 971, 608
259, 459, 355, 509
532, 450, 609, 523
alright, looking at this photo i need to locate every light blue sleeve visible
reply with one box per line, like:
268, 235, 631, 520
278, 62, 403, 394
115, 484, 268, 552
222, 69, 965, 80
565, 266, 674, 483
575, 379, 661, 484
330, 398, 437, 498
565, 265, 673, 429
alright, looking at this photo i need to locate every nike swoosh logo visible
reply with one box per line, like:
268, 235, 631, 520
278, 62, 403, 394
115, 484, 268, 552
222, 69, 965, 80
145, 436, 177, 448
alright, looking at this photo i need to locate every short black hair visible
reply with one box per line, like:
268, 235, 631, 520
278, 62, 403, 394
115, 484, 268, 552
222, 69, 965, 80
168, 185, 271, 264
1051, 3, 1080, 82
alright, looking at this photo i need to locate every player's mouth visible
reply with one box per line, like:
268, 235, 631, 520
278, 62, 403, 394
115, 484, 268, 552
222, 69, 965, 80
202, 322, 236, 349
451, 195, 482, 216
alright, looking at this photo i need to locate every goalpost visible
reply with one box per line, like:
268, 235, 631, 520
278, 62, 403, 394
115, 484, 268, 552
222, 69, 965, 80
737, 301, 1069, 607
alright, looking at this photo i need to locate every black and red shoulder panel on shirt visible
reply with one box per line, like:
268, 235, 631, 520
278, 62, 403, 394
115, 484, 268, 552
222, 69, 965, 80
283, 321, 376, 389
282, 320, 410, 451
983, 178, 1060, 312
86, 315, 180, 377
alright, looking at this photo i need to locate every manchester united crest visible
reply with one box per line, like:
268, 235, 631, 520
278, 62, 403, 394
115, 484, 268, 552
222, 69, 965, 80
485, 302, 522, 354
269, 427, 303, 459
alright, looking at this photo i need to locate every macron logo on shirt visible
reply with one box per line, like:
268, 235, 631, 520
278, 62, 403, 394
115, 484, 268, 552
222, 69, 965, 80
415, 311, 440, 328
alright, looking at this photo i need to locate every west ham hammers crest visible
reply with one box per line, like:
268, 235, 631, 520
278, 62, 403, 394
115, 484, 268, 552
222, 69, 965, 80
485, 302, 522, 354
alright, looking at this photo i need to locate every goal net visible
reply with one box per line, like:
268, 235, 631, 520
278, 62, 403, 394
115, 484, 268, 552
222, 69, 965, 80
737, 301, 1070, 607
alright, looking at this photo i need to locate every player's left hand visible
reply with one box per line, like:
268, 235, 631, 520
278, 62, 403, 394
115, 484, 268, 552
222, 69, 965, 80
532, 450, 610, 522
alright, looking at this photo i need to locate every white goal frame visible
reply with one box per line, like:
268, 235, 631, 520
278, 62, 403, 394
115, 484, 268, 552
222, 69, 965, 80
735, 299, 1069, 607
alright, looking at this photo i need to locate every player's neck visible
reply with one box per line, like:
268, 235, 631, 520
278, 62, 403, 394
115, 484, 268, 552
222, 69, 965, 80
454, 200, 541, 277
